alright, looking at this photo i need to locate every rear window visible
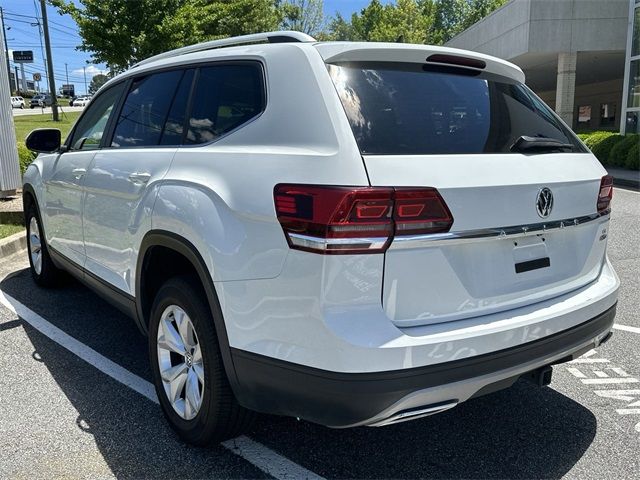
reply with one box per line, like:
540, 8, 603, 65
328, 62, 585, 155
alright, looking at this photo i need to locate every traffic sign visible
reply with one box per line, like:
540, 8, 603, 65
12, 51, 33, 63
33, 73, 41, 82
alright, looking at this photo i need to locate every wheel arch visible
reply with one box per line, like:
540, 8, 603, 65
136, 230, 240, 393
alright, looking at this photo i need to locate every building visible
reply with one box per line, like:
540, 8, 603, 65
446, 0, 639, 134
9, 71, 35, 94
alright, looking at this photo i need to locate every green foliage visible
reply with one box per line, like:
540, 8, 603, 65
609, 134, 639, 168
625, 142, 639, 170
88, 74, 109, 95
53, 0, 511, 71
17, 142, 36, 175
0, 224, 24, 239
590, 134, 624, 165
582, 131, 615, 150
51, 0, 281, 72
13, 112, 81, 146
161, 0, 281, 49
280, 0, 325, 35
50, 0, 184, 73
326, 0, 507, 45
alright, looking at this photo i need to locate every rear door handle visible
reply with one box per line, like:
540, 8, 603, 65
128, 172, 151, 184
72, 168, 86, 180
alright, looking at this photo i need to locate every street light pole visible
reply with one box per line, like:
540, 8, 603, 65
40, 0, 58, 120
65, 62, 68, 88
0, 7, 11, 92
83, 65, 87, 95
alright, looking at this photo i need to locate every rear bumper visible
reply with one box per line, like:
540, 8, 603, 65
232, 304, 616, 427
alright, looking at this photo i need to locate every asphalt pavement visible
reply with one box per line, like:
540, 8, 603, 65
0, 188, 638, 479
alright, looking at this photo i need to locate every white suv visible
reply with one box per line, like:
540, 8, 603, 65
23, 31, 619, 445
11, 96, 25, 109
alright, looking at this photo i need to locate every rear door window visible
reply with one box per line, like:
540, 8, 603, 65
112, 70, 185, 148
328, 62, 585, 155
185, 63, 264, 145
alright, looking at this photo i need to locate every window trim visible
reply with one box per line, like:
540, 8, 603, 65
100, 59, 267, 151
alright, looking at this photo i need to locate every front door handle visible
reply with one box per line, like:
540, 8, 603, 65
128, 172, 151, 184
72, 168, 86, 180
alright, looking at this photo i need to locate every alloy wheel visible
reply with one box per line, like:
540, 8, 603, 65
29, 216, 43, 275
156, 305, 205, 420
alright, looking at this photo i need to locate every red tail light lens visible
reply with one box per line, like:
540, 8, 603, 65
274, 185, 453, 254
394, 188, 453, 236
597, 175, 613, 214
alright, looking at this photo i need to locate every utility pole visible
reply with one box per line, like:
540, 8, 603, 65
0, 7, 10, 92
83, 65, 87, 95
65, 62, 68, 88
40, 0, 58, 120
14, 66, 18, 93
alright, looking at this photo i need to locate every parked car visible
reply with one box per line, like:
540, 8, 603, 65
29, 94, 53, 108
11, 96, 25, 108
22, 31, 619, 446
73, 96, 91, 107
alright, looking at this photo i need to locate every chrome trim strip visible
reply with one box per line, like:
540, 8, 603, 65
288, 233, 389, 250
390, 211, 610, 249
369, 401, 458, 427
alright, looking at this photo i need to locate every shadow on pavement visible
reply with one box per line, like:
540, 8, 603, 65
1, 268, 597, 479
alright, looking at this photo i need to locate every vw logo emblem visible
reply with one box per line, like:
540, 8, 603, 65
536, 187, 554, 218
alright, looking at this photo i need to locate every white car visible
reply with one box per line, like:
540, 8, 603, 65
73, 96, 91, 107
22, 31, 619, 445
11, 96, 25, 108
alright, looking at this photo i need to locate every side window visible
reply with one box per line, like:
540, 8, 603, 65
69, 82, 126, 151
185, 63, 264, 145
111, 70, 185, 148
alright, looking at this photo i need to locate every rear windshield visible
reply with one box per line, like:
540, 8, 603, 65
328, 62, 585, 155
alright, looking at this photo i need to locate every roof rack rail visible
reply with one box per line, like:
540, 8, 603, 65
133, 31, 316, 68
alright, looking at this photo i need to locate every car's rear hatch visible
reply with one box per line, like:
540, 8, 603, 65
319, 44, 611, 327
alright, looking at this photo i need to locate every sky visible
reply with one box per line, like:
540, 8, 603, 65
0, 0, 385, 96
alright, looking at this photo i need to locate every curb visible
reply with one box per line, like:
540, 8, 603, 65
613, 177, 640, 190
0, 230, 27, 258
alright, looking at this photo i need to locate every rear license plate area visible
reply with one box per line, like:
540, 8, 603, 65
512, 237, 550, 274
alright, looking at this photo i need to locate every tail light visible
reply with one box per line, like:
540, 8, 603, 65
274, 185, 453, 254
597, 175, 613, 214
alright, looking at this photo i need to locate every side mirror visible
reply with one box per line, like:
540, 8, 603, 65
25, 129, 62, 153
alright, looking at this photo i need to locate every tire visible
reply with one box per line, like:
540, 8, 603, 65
25, 203, 63, 287
148, 275, 254, 445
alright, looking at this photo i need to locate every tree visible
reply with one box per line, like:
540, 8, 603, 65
280, 0, 324, 36
88, 73, 108, 94
51, 0, 282, 73
432, 0, 508, 44
161, 0, 281, 48
50, 0, 183, 73
326, 0, 507, 45
322, 13, 353, 41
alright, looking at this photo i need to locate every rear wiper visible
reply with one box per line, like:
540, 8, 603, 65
510, 136, 574, 153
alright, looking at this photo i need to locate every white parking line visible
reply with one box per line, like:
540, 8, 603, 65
613, 324, 640, 334
582, 378, 639, 385
0, 288, 325, 480
569, 358, 609, 364
0, 289, 158, 403
222, 436, 324, 480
